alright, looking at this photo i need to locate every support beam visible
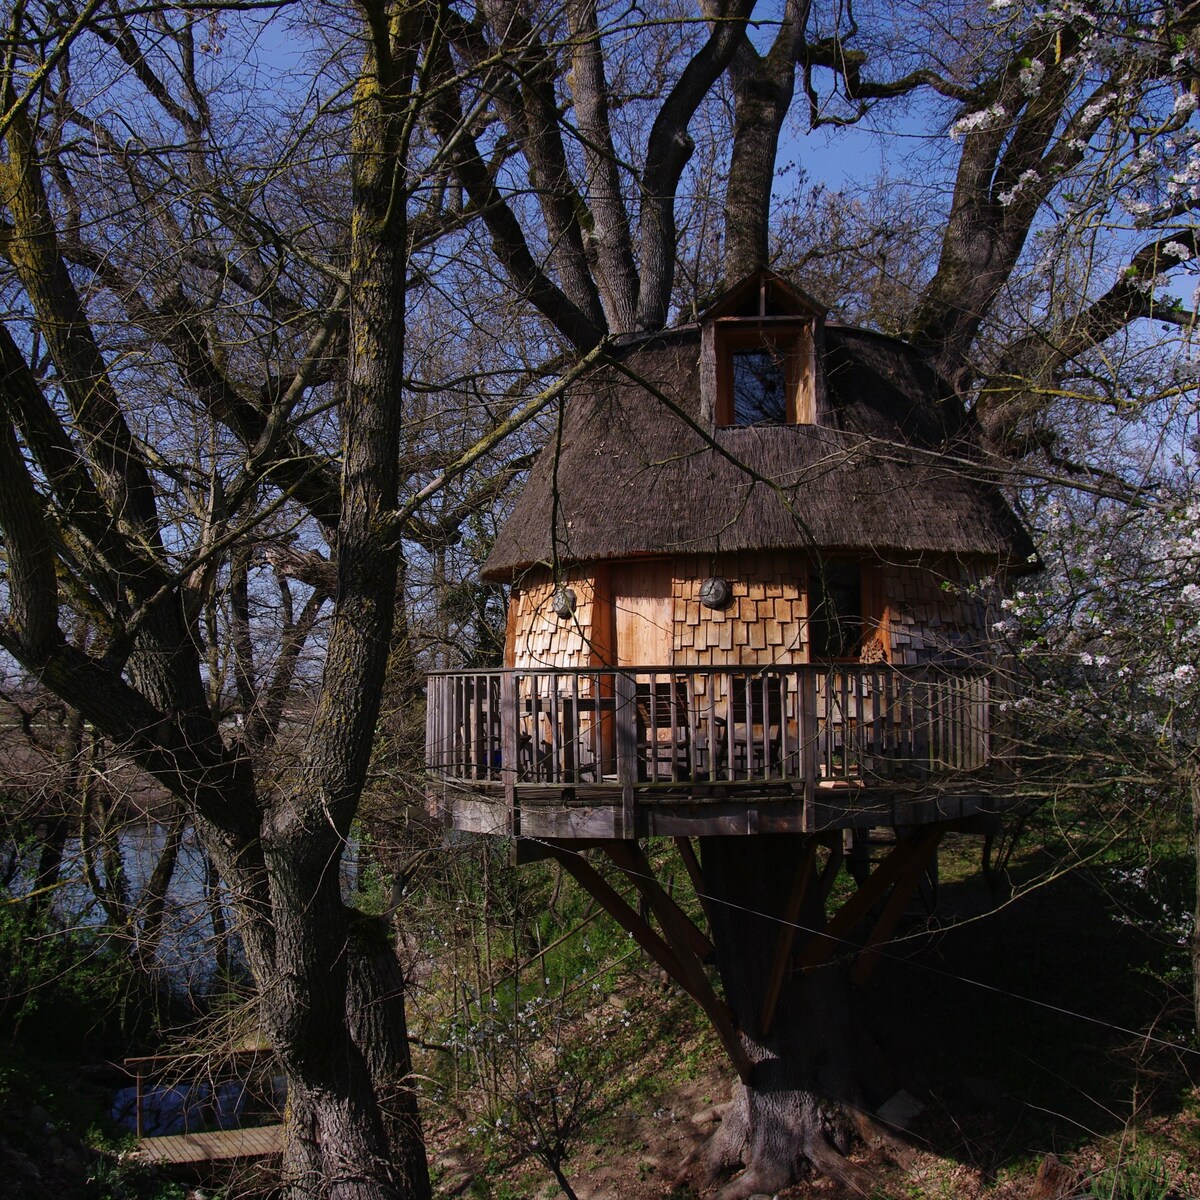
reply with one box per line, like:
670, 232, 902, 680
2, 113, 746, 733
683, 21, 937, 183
817, 835, 845, 900
544, 842, 753, 1083
760, 837, 818, 1038
793, 823, 945, 976
758, 830, 843, 1036
673, 835, 716, 930
604, 840, 713, 961
849, 827, 946, 986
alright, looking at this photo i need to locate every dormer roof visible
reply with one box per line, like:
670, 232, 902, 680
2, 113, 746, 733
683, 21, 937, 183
699, 268, 828, 322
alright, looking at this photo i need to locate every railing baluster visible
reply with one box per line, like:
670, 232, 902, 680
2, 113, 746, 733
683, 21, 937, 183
452, 676, 462, 776
981, 674, 990, 768
648, 671, 659, 782
501, 672, 518, 824
615, 672, 638, 836
571, 672, 582, 781
549, 683, 561, 783
926, 675, 937, 771
725, 675, 735, 781
779, 671, 791, 779
759, 675, 769, 780
869, 668, 881, 772
801, 668, 817, 801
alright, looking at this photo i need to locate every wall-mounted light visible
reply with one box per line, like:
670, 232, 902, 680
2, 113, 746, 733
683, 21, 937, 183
552, 587, 577, 619
699, 576, 732, 610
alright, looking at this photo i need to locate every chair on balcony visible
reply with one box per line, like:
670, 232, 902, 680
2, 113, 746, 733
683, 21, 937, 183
713, 674, 785, 779
635, 679, 692, 782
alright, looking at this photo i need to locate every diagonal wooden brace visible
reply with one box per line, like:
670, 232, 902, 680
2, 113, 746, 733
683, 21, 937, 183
544, 842, 754, 1083
793, 823, 944, 976
849, 827, 946, 986
603, 840, 714, 961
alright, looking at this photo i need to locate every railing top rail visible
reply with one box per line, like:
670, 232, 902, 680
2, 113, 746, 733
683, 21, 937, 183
426, 662, 994, 679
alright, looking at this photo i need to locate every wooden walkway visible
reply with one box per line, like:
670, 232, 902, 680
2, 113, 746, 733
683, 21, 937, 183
125, 1048, 283, 1166
137, 1123, 283, 1165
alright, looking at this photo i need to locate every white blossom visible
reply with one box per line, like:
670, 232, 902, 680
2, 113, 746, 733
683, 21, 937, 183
950, 104, 1008, 140
998, 168, 1040, 206
1019, 60, 1045, 95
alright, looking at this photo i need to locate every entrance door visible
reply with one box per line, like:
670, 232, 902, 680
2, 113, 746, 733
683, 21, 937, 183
611, 561, 673, 667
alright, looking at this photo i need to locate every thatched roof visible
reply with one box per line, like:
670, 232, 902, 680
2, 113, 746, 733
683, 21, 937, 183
483, 323, 1035, 581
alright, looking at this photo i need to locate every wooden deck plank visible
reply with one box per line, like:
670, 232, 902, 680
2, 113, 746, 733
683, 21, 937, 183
138, 1124, 283, 1164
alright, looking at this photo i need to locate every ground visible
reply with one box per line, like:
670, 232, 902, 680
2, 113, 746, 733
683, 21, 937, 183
421, 835, 1200, 1199
3, 834, 1199, 1199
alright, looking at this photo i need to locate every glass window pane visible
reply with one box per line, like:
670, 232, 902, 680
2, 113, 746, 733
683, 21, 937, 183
732, 349, 787, 425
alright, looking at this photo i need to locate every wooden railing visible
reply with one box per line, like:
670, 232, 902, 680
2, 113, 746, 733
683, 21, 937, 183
426, 664, 996, 793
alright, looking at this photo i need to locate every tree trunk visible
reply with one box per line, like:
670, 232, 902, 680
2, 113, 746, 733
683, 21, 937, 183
688, 835, 895, 1198
346, 909, 430, 1197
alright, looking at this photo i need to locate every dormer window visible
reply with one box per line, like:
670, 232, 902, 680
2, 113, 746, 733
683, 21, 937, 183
733, 349, 787, 423
716, 322, 815, 426
699, 268, 826, 429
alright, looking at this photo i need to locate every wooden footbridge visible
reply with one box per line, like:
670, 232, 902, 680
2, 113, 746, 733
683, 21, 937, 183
135, 1122, 283, 1166
124, 1049, 283, 1167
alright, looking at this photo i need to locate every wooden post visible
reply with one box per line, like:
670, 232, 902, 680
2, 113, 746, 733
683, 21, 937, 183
425, 675, 436, 773
849, 826, 946, 986
801, 668, 818, 823
604, 841, 713, 960
793, 824, 943, 975
501, 671, 519, 835
615, 671, 637, 837
760, 837, 818, 1037
673, 836, 715, 930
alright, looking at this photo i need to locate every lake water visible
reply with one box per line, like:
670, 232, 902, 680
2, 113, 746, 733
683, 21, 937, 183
20, 819, 361, 994
11, 819, 363, 1132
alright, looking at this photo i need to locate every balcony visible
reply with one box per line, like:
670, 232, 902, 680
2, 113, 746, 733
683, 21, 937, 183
426, 664, 1013, 839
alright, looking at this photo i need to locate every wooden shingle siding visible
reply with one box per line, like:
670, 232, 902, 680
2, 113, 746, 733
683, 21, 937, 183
881, 560, 996, 666
504, 555, 1001, 674
508, 565, 599, 670
672, 552, 807, 668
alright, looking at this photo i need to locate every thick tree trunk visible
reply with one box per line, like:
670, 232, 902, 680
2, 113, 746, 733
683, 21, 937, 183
0, 8, 433, 1198
347, 912, 430, 1196
251, 830, 431, 1200
257, 10, 432, 1196
688, 835, 896, 1198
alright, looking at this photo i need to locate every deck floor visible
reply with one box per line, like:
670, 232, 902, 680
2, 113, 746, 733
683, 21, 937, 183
137, 1123, 283, 1164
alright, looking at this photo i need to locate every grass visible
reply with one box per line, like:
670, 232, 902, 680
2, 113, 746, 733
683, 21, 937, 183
8, 818, 1198, 1199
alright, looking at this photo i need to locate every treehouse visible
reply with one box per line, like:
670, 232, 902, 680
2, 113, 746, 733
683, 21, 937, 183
425, 267, 1038, 1163
426, 270, 1033, 847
